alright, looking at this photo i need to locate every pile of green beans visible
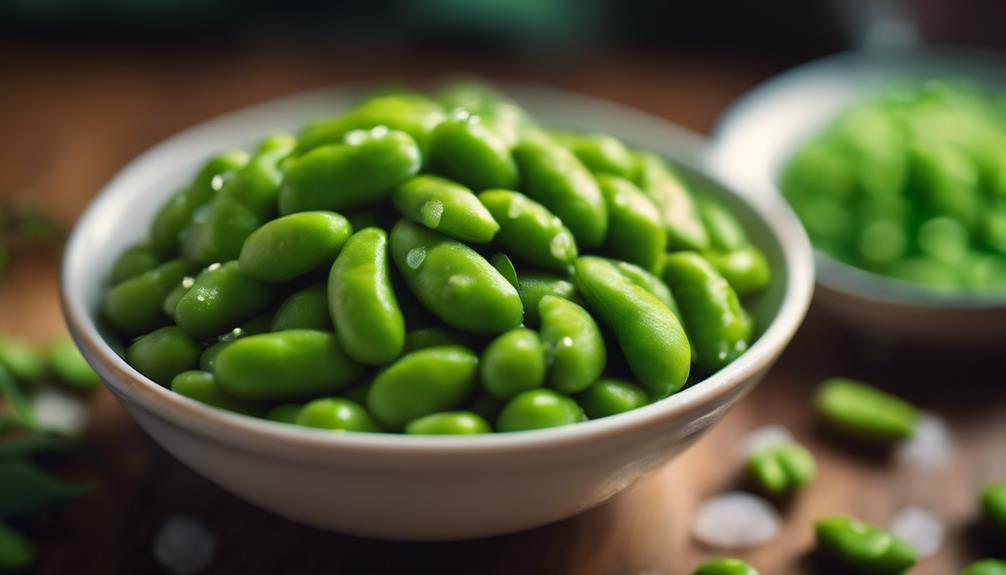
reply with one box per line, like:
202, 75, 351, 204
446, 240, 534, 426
103, 82, 772, 435
781, 80, 1006, 294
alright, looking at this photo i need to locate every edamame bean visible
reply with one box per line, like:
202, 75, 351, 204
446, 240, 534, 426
367, 346, 478, 430
553, 132, 636, 179
516, 273, 581, 327
814, 516, 917, 574
392, 175, 499, 243
635, 152, 709, 251
271, 284, 332, 331
238, 211, 352, 283
597, 174, 666, 272
478, 189, 578, 271
46, 338, 99, 390
963, 560, 1006, 575
496, 389, 585, 432
428, 111, 518, 191
110, 243, 161, 285
575, 378, 648, 419
0, 335, 45, 385
575, 257, 690, 397
663, 252, 750, 373
280, 128, 422, 214
815, 378, 920, 442
103, 259, 198, 336
913, 143, 980, 229
126, 326, 201, 385
389, 220, 523, 334
265, 403, 302, 424
198, 313, 271, 372
405, 411, 491, 435
612, 259, 679, 317
215, 330, 363, 401
296, 93, 445, 158
538, 295, 605, 395
746, 440, 815, 495
702, 247, 772, 298
174, 261, 274, 340
436, 81, 529, 148
480, 328, 546, 399
981, 481, 1006, 536
699, 197, 749, 252
692, 558, 760, 575
512, 134, 607, 249
162, 278, 192, 319
170, 370, 260, 416
150, 150, 249, 257
329, 227, 405, 364
402, 327, 466, 354
295, 398, 382, 432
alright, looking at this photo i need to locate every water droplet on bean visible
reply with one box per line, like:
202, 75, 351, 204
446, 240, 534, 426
421, 200, 444, 229
406, 247, 426, 269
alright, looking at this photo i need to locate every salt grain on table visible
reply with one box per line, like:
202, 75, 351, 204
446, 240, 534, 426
739, 425, 795, 458
896, 413, 954, 471
889, 506, 945, 559
153, 514, 217, 575
32, 387, 89, 436
692, 491, 781, 549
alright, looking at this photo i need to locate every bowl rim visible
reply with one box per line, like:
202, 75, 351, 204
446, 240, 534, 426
712, 47, 1006, 310
60, 83, 814, 460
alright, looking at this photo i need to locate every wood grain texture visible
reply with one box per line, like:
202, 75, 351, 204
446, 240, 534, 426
1, 42, 1003, 574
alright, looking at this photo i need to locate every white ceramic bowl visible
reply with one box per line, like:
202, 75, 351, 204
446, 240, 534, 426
713, 48, 1006, 345
61, 85, 813, 541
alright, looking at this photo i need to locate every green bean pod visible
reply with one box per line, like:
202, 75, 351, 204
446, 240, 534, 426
174, 261, 274, 340
367, 346, 478, 430
963, 559, 1006, 575
746, 441, 816, 495
215, 330, 363, 401
597, 174, 666, 272
574, 257, 691, 397
538, 295, 605, 395
280, 128, 422, 214
702, 247, 772, 298
328, 227, 405, 365
478, 189, 578, 271
611, 259, 680, 318
171, 370, 261, 416
815, 378, 920, 442
103, 259, 198, 336
699, 197, 749, 252
392, 175, 499, 243
575, 378, 649, 419
634, 152, 709, 251
238, 211, 353, 283
662, 252, 750, 373
271, 284, 332, 331
516, 272, 582, 327
691, 558, 760, 575
480, 328, 546, 399
814, 516, 917, 574
110, 243, 161, 285
428, 111, 518, 191
552, 132, 636, 179
405, 411, 491, 435
126, 326, 202, 385
496, 389, 585, 432
296, 398, 382, 432
389, 220, 523, 334
512, 135, 607, 248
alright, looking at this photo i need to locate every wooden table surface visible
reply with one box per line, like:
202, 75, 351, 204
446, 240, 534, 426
2, 43, 1004, 574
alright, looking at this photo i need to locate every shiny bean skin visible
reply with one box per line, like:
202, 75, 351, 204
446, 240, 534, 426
174, 262, 274, 340
516, 272, 582, 327
814, 516, 917, 574
480, 328, 546, 400
405, 411, 491, 435
428, 111, 518, 191
103, 259, 198, 337
478, 189, 578, 271
170, 370, 261, 416
575, 378, 648, 419
110, 243, 161, 285
393, 175, 499, 243
238, 211, 352, 283
496, 389, 585, 433
295, 397, 382, 432
271, 284, 332, 331
552, 132, 637, 180
126, 326, 201, 386
597, 174, 667, 273
538, 295, 605, 395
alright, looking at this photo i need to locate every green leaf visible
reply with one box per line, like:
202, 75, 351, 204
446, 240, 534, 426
0, 435, 75, 461
0, 521, 33, 570
0, 459, 91, 518
0, 365, 40, 432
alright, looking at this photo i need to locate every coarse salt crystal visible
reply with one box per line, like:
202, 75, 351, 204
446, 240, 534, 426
692, 491, 781, 549
32, 388, 88, 436
739, 425, 795, 458
153, 514, 217, 575
896, 413, 954, 471
889, 506, 945, 559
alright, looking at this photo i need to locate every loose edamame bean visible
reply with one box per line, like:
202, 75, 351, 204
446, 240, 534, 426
389, 220, 523, 334
296, 398, 381, 432
692, 558, 760, 575
963, 559, 1006, 575
428, 110, 518, 191
174, 261, 274, 340
329, 227, 405, 365
575, 257, 690, 397
170, 370, 260, 416
576, 378, 648, 419
512, 134, 607, 249
635, 152, 709, 251
280, 128, 422, 214
699, 197, 749, 251
405, 411, 491, 435
0, 335, 45, 385
553, 132, 636, 179
110, 243, 161, 285
238, 211, 352, 283
815, 378, 920, 442
516, 272, 581, 328
103, 259, 198, 336
265, 404, 302, 424
496, 389, 585, 432
271, 284, 332, 331
597, 174, 666, 272
126, 326, 201, 385
703, 247, 772, 298
480, 328, 546, 399
478, 189, 578, 271
150, 150, 249, 257
663, 252, 750, 373
402, 327, 466, 354
746, 440, 815, 495
814, 516, 917, 574
981, 481, 1006, 536
46, 338, 99, 390
538, 295, 605, 395
392, 175, 499, 243
215, 330, 363, 401
367, 346, 478, 431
